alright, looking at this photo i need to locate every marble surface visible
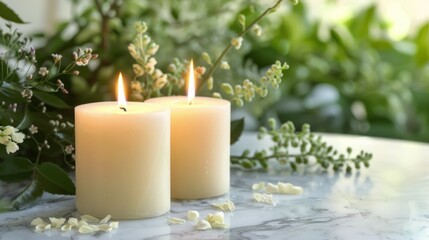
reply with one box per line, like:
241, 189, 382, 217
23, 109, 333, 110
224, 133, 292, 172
1, 133, 429, 240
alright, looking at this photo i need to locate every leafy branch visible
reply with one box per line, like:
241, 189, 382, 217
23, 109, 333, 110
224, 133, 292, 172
231, 119, 373, 173
199, 0, 290, 91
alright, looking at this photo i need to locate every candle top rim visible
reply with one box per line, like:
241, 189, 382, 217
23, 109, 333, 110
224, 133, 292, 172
146, 96, 230, 108
75, 101, 170, 114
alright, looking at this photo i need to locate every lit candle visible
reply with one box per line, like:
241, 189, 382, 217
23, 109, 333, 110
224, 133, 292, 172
75, 73, 171, 219
146, 61, 230, 199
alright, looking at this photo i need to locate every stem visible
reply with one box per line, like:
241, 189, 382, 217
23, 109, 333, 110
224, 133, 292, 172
197, 0, 283, 91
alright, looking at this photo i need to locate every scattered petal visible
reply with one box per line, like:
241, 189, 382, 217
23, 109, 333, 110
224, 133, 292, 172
30, 217, 46, 226
81, 214, 99, 223
49, 217, 66, 229
278, 182, 304, 195
98, 224, 113, 232
68, 217, 79, 227
211, 222, 228, 229
265, 183, 279, 194
61, 223, 72, 232
206, 212, 224, 225
78, 225, 96, 234
211, 200, 235, 212
168, 217, 186, 225
253, 193, 276, 206
252, 182, 266, 191
196, 219, 212, 231
187, 210, 199, 221
110, 221, 119, 229
99, 215, 112, 224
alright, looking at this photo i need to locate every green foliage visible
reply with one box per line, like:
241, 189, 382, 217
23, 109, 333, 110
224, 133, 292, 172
230, 118, 245, 145
0, 2, 25, 23
35, 163, 75, 195
231, 118, 372, 172
0, 157, 33, 183
244, 2, 429, 142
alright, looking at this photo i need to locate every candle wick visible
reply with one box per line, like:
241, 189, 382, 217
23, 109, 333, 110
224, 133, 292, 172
120, 107, 127, 112
188, 100, 192, 106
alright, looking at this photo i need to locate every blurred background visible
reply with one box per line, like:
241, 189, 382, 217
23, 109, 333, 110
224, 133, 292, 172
2, 0, 429, 142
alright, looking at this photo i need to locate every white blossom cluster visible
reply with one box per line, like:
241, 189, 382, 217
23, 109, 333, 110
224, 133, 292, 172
215, 61, 289, 106
0, 126, 25, 154
128, 21, 169, 100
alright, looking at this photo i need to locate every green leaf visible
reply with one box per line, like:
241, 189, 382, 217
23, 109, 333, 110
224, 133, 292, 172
33, 89, 70, 109
16, 105, 32, 130
0, 199, 11, 212
11, 180, 44, 210
0, 157, 34, 183
0, 2, 25, 24
231, 118, 245, 145
36, 162, 75, 195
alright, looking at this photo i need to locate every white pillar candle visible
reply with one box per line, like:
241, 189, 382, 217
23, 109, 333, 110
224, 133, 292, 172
146, 96, 230, 199
146, 59, 230, 199
75, 74, 170, 219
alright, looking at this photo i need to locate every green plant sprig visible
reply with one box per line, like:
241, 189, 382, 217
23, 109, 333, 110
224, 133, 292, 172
231, 119, 373, 173
199, 0, 285, 91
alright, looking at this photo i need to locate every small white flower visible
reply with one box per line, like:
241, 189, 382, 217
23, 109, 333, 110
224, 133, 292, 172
147, 43, 159, 55
21, 89, 33, 99
252, 24, 263, 37
38, 67, 49, 76
11, 132, 25, 143
128, 44, 139, 59
145, 57, 157, 74
0, 135, 9, 145
51, 54, 63, 63
220, 61, 230, 70
154, 74, 168, 89
231, 37, 243, 50
2, 126, 14, 135
6, 141, 19, 154
132, 64, 145, 77
65, 145, 75, 155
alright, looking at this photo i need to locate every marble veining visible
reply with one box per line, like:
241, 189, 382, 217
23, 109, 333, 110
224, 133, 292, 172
1, 133, 429, 239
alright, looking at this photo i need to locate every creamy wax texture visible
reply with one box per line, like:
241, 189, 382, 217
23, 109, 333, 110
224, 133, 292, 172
75, 102, 170, 219
146, 96, 230, 199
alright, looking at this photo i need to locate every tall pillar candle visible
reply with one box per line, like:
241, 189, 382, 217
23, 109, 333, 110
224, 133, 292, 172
75, 101, 170, 219
146, 96, 230, 199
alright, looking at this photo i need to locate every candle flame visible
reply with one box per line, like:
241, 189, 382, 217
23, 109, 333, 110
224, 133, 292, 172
117, 73, 127, 111
187, 60, 195, 105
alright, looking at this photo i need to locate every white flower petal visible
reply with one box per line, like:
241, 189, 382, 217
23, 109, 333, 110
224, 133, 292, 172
265, 183, 279, 194
99, 214, 112, 224
252, 182, 266, 191
80, 214, 99, 223
253, 193, 276, 206
168, 217, 186, 225
109, 221, 119, 229
30, 217, 46, 226
277, 182, 304, 195
211, 200, 235, 212
78, 225, 96, 234
196, 219, 212, 231
187, 210, 199, 221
